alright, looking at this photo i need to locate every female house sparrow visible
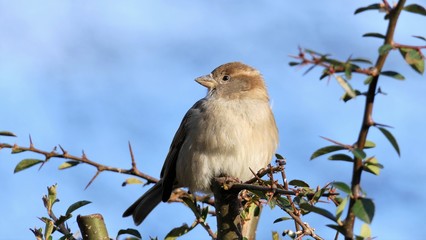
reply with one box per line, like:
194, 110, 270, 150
123, 62, 279, 225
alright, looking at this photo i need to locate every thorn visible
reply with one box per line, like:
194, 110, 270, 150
38, 160, 47, 171
59, 144, 67, 155
29, 135, 34, 148
320, 136, 351, 149
85, 171, 101, 190
128, 141, 137, 169
82, 150, 87, 160
374, 122, 394, 128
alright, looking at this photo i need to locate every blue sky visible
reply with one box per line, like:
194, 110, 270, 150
1, 1, 425, 239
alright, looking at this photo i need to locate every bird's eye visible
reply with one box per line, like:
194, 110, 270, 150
222, 75, 230, 81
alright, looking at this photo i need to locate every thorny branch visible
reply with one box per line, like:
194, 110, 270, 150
1, 137, 336, 239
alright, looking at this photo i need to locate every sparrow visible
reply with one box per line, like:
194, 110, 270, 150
123, 62, 279, 225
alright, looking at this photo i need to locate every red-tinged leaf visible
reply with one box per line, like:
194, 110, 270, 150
363, 32, 386, 39
310, 145, 347, 160
352, 198, 375, 224
399, 48, 425, 74
288, 179, 310, 188
378, 44, 393, 55
299, 203, 337, 222
117, 228, 142, 239
354, 4, 381, 14
65, 200, 91, 216
328, 154, 354, 162
14, 159, 44, 173
380, 71, 405, 80
58, 161, 80, 170
0, 131, 16, 137
378, 127, 400, 156
404, 4, 426, 16
332, 182, 351, 194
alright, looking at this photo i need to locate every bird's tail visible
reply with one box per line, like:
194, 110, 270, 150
123, 181, 163, 225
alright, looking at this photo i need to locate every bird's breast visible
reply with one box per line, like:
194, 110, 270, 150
176, 98, 278, 192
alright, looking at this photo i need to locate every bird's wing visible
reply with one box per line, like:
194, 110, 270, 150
160, 99, 205, 202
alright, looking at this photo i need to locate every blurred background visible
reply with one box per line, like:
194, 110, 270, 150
1, 1, 425, 239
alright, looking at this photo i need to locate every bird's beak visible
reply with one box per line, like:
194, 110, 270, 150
195, 74, 217, 90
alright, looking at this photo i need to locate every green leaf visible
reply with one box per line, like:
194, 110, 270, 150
165, 224, 194, 240
351, 148, 366, 160
378, 44, 393, 55
328, 154, 354, 162
404, 4, 426, 16
399, 48, 424, 74
380, 71, 405, 80
354, 4, 381, 14
11, 147, 26, 154
45, 184, 58, 213
335, 75, 356, 99
378, 127, 400, 156
363, 157, 384, 175
362, 32, 386, 39
181, 196, 198, 214
14, 159, 44, 173
275, 153, 285, 160
299, 203, 337, 222
289, 62, 300, 66
342, 89, 362, 102
58, 161, 80, 170
117, 228, 142, 239
65, 200, 91, 216
359, 223, 372, 238
122, 177, 143, 186
413, 35, 426, 42
344, 64, 352, 80
364, 140, 376, 149
288, 179, 310, 188
336, 196, 349, 220
350, 57, 373, 65
272, 231, 280, 240
352, 198, 375, 224
364, 76, 374, 85
44, 219, 54, 240
332, 182, 351, 194
56, 215, 72, 226
327, 224, 346, 235
311, 145, 346, 160
273, 216, 292, 224
0, 131, 16, 137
